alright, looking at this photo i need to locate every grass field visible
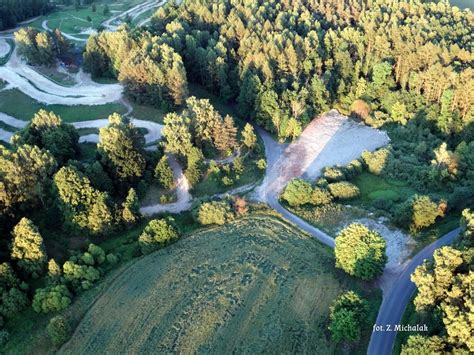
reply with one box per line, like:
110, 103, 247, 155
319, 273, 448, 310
353, 172, 417, 204
29, 0, 149, 36
60, 215, 380, 354
0, 89, 126, 121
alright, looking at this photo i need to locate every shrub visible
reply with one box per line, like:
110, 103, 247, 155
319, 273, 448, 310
281, 179, 313, 206
32, 285, 72, 313
62, 261, 100, 291
310, 187, 333, 205
335, 223, 387, 280
154, 155, 174, 189
344, 159, 363, 179
138, 219, 179, 255
47, 315, 70, 347
328, 182, 360, 199
233, 196, 248, 216
322, 166, 346, 182
329, 291, 368, 343
106, 253, 119, 265
361, 148, 390, 175
196, 201, 234, 225
395, 195, 446, 233
256, 159, 267, 170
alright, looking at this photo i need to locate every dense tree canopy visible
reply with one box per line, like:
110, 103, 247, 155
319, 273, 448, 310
335, 223, 387, 280
13, 110, 79, 163
0, 0, 51, 30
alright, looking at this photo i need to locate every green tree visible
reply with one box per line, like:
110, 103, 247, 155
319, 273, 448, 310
361, 148, 390, 175
47, 259, 62, 283
0, 144, 57, 215
47, 315, 70, 347
401, 335, 445, 355
13, 110, 79, 163
161, 113, 193, 156
62, 261, 100, 291
241, 123, 257, 149
98, 113, 146, 188
54, 166, 113, 235
138, 218, 179, 255
311, 187, 333, 205
32, 285, 71, 313
0, 263, 29, 318
396, 195, 446, 233
281, 179, 313, 206
335, 223, 387, 280
328, 182, 360, 199
121, 188, 140, 226
10, 218, 47, 277
154, 155, 174, 189
195, 201, 234, 226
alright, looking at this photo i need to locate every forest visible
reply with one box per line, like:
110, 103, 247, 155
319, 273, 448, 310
0, 0, 51, 30
0, 0, 472, 353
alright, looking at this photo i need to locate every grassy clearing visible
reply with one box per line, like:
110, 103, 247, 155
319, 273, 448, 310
29, 0, 148, 35
140, 183, 177, 206
353, 172, 417, 204
60, 215, 380, 354
0, 89, 126, 121
32, 66, 77, 87
129, 101, 166, 123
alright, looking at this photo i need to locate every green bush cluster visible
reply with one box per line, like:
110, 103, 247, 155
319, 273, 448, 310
335, 223, 387, 280
138, 218, 179, 255
47, 315, 70, 347
195, 200, 235, 226
32, 285, 71, 313
328, 291, 368, 343
328, 182, 360, 199
361, 148, 390, 175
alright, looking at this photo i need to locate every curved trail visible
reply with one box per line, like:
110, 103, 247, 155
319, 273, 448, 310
0, 48, 122, 105
140, 154, 192, 215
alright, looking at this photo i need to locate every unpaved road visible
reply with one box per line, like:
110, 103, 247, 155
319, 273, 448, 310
367, 228, 460, 355
0, 38, 10, 57
0, 48, 123, 105
140, 154, 192, 215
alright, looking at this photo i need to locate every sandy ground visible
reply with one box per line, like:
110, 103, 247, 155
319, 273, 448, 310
0, 38, 10, 57
140, 154, 192, 215
340, 217, 415, 272
255, 110, 390, 200
0, 113, 162, 145
103, 0, 165, 30
0, 48, 123, 105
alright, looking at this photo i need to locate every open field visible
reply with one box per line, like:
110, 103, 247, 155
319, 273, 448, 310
61, 215, 380, 354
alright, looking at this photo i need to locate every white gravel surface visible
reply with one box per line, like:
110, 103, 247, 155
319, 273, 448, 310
0, 38, 10, 57
0, 49, 123, 105
256, 110, 390, 200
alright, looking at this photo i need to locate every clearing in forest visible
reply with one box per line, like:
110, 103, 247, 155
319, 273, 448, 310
61, 215, 377, 354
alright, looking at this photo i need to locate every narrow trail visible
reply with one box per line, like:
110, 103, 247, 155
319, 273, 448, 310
140, 154, 192, 215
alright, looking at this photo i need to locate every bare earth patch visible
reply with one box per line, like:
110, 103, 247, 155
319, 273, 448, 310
256, 110, 390, 201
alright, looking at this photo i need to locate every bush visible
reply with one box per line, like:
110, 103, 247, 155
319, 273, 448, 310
196, 201, 234, 225
328, 182, 360, 199
395, 195, 446, 233
62, 261, 100, 291
32, 285, 72, 313
361, 148, 390, 175
329, 291, 368, 343
310, 187, 333, 205
281, 179, 313, 206
256, 159, 267, 170
322, 166, 346, 182
138, 218, 179, 255
344, 159, 363, 179
154, 155, 174, 189
335, 223, 387, 280
47, 315, 70, 347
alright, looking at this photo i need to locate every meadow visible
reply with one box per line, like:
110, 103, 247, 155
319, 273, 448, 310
60, 215, 380, 354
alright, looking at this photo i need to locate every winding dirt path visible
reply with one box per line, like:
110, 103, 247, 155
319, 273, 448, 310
140, 154, 192, 215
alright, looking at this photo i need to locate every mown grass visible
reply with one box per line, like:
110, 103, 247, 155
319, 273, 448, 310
129, 101, 166, 123
58, 215, 381, 354
0, 89, 126, 121
32, 66, 76, 87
